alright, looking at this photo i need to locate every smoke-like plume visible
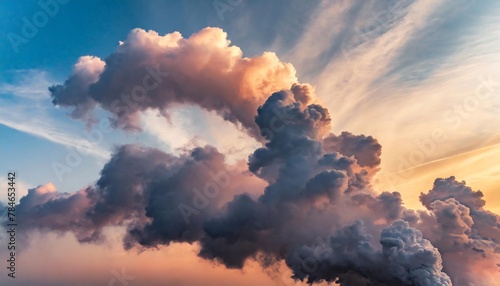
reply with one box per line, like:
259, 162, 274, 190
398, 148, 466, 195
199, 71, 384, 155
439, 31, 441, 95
6, 27, 499, 285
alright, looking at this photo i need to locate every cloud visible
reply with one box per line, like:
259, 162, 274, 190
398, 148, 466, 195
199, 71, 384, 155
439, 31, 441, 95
0, 70, 52, 100
323, 132, 382, 168
287, 220, 451, 285
411, 177, 500, 284
10, 144, 265, 246
6, 86, 451, 285
49, 27, 302, 138
50, 56, 105, 123
140, 105, 260, 162
5, 26, 500, 285
0, 115, 109, 160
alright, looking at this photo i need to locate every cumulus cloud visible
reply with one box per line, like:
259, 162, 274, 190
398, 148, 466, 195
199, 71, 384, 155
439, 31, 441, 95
6, 27, 499, 285
8, 183, 99, 244
49, 56, 105, 123
323, 132, 382, 169
49, 27, 302, 138
287, 220, 452, 285
410, 177, 500, 285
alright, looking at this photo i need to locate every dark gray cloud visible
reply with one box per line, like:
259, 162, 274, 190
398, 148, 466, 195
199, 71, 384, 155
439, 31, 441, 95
287, 220, 451, 285
323, 131, 382, 168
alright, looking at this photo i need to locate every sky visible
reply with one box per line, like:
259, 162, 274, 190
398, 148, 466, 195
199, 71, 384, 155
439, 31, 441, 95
0, 0, 499, 285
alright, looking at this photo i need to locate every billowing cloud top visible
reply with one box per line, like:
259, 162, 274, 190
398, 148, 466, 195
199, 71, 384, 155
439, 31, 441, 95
3, 27, 499, 286
49, 27, 302, 138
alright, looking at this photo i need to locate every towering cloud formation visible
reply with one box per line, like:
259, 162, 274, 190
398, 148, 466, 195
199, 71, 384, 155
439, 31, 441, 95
4, 27, 499, 285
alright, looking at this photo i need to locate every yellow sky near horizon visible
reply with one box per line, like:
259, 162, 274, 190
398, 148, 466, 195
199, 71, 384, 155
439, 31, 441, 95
374, 142, 500, 214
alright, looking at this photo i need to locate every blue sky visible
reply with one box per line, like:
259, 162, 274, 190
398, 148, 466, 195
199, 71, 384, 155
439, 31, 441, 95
1, 0, 319, 73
